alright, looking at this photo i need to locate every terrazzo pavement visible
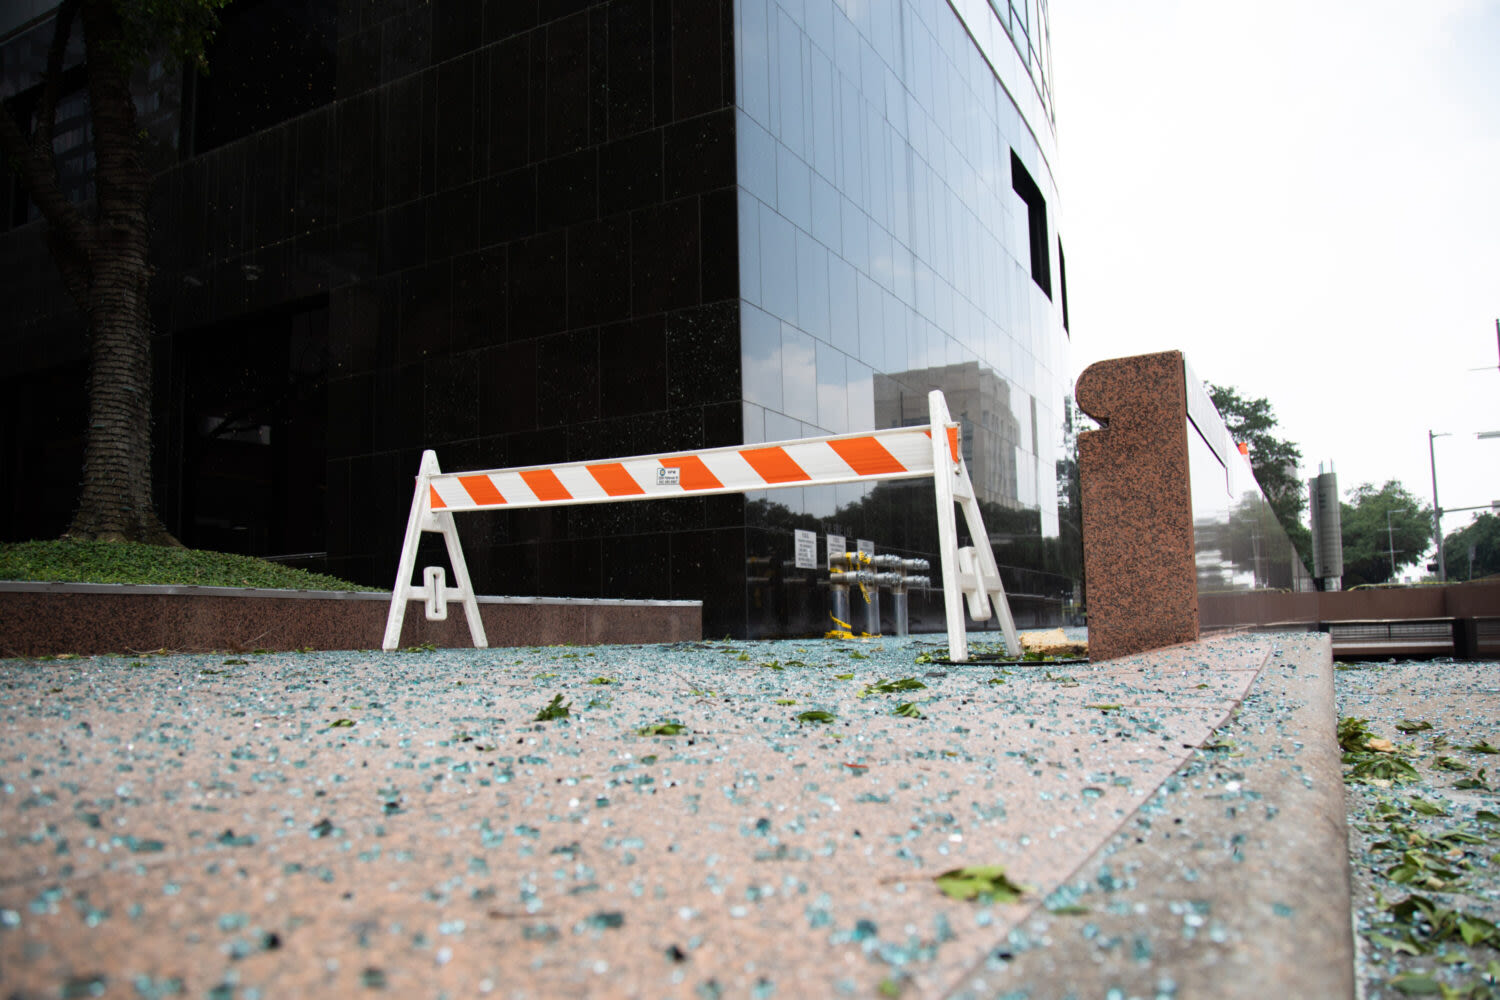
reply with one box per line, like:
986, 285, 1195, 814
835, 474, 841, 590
0, 631, 1349, 998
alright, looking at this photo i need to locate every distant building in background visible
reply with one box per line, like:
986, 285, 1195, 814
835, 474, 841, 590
1, 0, 1076, 637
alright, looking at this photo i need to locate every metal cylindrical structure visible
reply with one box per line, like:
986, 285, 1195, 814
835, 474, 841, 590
830, 551, 934, 638
890, 591, 908, 637
830, 585, 851, 629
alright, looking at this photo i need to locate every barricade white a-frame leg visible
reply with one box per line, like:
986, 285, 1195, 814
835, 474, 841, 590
382, 450, 488, 652
381, 390, 1021, 660
927, 391, 1021, 662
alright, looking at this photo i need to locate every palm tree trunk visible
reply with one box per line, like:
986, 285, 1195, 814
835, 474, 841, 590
62, 0, 175, 544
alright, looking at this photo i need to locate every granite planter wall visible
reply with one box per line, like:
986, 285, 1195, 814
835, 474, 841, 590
0, 582, 700, 658
1076, 351, 1316, 661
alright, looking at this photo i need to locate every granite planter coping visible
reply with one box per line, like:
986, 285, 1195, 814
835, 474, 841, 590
0, 580, 699, 606
0, 582, 702, 657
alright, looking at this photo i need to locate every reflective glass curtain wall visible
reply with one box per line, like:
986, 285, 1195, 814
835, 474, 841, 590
732, 0, 1073, 635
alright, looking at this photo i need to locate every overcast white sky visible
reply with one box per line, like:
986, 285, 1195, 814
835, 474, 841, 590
1049, 0, 1500, 559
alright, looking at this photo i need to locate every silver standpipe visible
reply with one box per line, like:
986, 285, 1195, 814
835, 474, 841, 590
829, 552, 935, 636
890, 574, 932, 637
867, 555, 932, 637
870, 571, 902, 635
829, 566, 869, 630
829, 571, 852, 629
829, 550, 876, 634
901, 558, 932, 638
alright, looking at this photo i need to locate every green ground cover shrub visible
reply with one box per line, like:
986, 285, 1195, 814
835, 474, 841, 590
0, 539, 380, 592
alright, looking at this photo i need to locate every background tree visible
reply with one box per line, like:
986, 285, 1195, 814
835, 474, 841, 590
1205, 383, 1312, 570
0, 0, 228, 544
1442, 513, 1500, 581
1339, 480, 1432, 587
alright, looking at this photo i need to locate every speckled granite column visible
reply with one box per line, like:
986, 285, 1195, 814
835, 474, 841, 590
1076, 351, 1198, 661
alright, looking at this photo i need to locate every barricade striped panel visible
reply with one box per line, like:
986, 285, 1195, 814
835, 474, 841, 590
426, 427, 946, 512
383, 388, 1017, 661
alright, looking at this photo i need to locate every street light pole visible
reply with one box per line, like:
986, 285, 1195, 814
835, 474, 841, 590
1429, 430, 1449, 583
1386, 509, 1396, 579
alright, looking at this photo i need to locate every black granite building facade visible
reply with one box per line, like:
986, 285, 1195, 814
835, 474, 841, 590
1, 0, 1075, 638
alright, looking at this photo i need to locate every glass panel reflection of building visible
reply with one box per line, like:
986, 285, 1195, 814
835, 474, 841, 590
735, 0, 1074, 636
875, 364, 1021, 511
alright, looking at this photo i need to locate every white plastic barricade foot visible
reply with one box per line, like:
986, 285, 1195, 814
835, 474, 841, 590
383, 451, 488, 651
382, 390, 1020, 660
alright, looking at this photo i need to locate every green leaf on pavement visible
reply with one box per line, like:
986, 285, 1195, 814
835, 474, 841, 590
933, 865, 1025, 903
638, 722, 687, 736
859, 677, 927, 697
1387, 972, 1440, 995
535, 694, 571, 722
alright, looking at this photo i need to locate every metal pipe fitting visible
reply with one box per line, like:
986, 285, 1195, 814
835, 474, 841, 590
890, 590, 909, 637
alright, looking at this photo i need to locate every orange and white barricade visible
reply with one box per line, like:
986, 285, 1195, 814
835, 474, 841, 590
383, 390, 1019, 661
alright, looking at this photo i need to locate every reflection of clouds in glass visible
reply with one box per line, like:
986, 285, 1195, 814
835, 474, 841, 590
742, 402, 766, 445
764, 409, 802, 443
781, 323, 817, 424
759, 203, 798, 325
869, 223, 895, 292
737, 111, 776, 206
741, 304, 782, 411
828, 257, 859, 357
796, 231, 830, 342
883, 291, 907, 376
848, 362, 875, 430
856, 274, 884, 370
777, 145, 811, 231
842, 199, 869, 274
738, 190, 762, 308
816, 341, 849, 434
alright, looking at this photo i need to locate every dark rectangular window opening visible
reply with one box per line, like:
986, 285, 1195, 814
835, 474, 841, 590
1057, 239, 1070, 334
1010, 150, 1051, 299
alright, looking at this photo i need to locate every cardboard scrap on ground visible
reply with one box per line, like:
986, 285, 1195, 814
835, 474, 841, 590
1019, 628, 1088, 658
